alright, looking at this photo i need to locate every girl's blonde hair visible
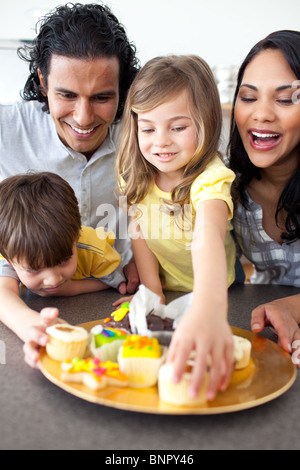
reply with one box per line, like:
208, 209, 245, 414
117, 55, 222, 207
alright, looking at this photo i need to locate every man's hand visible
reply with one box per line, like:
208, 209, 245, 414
117, 259, 140, 295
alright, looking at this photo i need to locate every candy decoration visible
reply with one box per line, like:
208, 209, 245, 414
121, 335, 161, 358
111, 302, 130, 321
93, 326, 129, 348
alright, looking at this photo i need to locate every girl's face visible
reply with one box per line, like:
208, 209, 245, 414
235, 49, 300, 170
137, 90, 198, 189
11, 244, 78, 297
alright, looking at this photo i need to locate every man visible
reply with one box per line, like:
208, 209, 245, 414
0, 3, 140, 294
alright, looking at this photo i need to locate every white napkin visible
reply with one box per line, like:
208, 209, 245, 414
129, 285, 193, 338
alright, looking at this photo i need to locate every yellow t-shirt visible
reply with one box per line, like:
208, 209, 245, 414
73, 226, 121, 280
133, 155, 236, 292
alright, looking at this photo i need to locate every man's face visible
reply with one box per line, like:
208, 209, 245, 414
38, 55, 120, 159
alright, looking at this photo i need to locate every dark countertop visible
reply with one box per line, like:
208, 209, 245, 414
0, 284, 299, 450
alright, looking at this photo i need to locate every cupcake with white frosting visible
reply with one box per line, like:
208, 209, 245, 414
46, 324, 88, 362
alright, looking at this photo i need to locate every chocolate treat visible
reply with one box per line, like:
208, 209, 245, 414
105, 306, 174, 333
146, 310, 174, 331
107, 314, 131, 331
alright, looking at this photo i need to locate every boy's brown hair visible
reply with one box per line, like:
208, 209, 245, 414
0, 172, 81, 270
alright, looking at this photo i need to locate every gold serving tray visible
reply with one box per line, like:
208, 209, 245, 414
39, 322, 297, 415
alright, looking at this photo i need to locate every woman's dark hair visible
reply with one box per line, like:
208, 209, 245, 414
18, 2, 140, 119
228, 30, 300, 243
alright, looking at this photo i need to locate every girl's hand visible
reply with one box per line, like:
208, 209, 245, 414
167, 309, 234, 401
23, 308, 64, 369
251, 301, 300, 364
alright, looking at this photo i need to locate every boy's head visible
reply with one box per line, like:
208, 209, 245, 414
0, 172, 81, 282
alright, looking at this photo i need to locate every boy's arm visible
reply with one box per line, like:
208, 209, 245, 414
0, 277, 47, 342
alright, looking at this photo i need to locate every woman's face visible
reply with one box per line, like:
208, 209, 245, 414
235, 49, 300, 170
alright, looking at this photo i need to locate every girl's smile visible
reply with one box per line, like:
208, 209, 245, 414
154, 152, 178, 162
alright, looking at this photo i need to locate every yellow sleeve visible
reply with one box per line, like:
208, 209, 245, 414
74, 226, 121, 280
190, 155, 235, 219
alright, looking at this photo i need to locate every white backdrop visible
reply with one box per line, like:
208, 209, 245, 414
0, 0, 299, 103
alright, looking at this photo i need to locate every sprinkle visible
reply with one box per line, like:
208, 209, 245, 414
101, 328, 114, 338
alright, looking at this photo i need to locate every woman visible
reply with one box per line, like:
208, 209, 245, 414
228, 30, 300, 359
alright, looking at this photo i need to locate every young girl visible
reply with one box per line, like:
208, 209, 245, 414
228, 30, 300, 357
117, 55, 236, 400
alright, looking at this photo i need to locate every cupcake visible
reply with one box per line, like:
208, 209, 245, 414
61, 357, 128, 391
46, 324, 88, 362
158, 360, 209, 407
233, 335, 252, 370
89, 325, 129, 362
118, 334, 167, 388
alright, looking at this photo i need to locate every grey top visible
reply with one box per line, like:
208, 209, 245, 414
0, 100, 131, 265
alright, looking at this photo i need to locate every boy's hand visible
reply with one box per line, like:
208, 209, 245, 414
23, 308, 63, 369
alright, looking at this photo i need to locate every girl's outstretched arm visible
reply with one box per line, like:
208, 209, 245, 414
167, 199, 233, 400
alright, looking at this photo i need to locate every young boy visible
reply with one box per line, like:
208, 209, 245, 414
0, 172, 125, 367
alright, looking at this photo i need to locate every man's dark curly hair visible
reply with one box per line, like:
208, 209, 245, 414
18, 2, 140, 120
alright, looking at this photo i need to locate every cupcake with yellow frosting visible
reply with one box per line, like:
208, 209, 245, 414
118, 334, 167, 387
46, 324, 88, 362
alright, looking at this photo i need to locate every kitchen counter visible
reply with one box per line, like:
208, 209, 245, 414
0, 283, 299, 450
